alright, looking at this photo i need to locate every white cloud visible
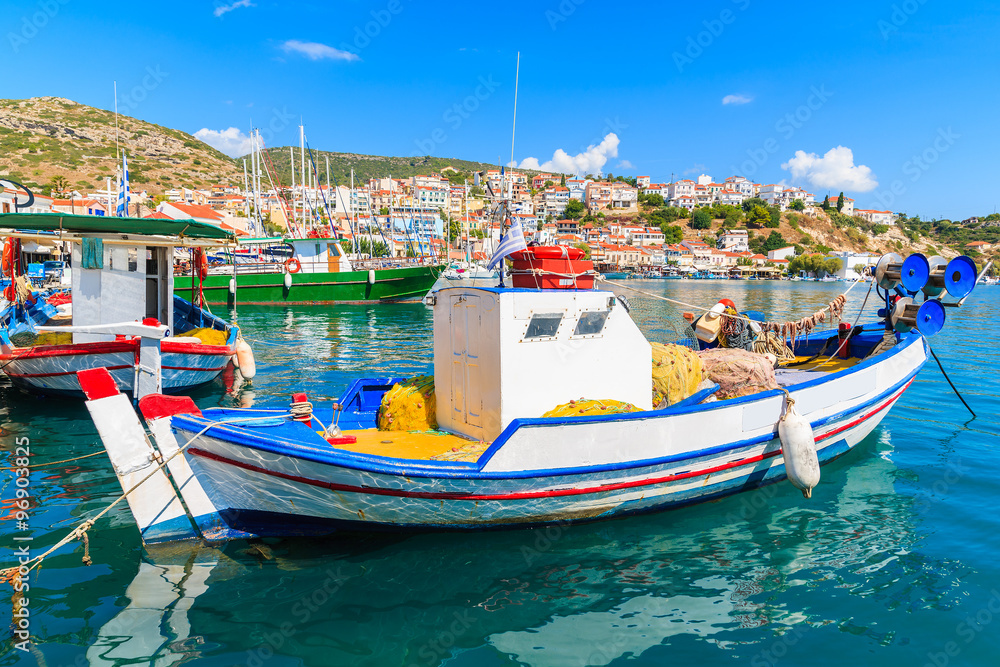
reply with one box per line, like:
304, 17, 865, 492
722, 94, 753, 105
781, 146, 878, 192
684, 163, 707, 175
616, 160, 635, 170
194, 127, 253, 158
214, 0, 253, 18
516, 133, 620, 176
280, 40, 360, 62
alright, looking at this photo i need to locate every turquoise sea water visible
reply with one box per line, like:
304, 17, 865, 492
1, 280, 999, 666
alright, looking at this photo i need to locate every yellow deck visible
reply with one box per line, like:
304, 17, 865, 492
783, 355, 861, 373
331, 429, 491, 462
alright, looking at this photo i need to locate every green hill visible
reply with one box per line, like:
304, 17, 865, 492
0, 97, 242, 195
256, 147, 551, 188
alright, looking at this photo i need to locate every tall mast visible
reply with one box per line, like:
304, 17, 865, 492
299, 124, 306, 232
289, 146, 296, 236
510, 51, 520, 170
326, 156, 331, 232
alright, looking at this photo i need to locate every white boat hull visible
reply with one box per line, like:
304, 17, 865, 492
1, 340, 234, 396
153, 333, 926, 537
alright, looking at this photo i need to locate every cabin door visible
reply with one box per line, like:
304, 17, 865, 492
450, 294, 483, 431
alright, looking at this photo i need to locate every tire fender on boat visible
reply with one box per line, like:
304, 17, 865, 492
235, 338, 256, 380
778, 392, 820, 498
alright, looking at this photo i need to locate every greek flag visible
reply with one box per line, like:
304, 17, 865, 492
116, 152, 130, 217
487, 219, 527, 271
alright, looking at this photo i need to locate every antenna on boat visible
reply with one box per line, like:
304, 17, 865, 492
510, 51, 520, 170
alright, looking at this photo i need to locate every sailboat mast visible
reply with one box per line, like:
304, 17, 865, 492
289, 146, 296, 237
299, 125, 306, 232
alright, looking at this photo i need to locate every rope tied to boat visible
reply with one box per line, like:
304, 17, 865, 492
0, 412, 297, 582
289, 400, 314, 421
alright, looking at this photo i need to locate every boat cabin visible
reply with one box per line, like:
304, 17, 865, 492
432, 286, 652, 442
287, 238, 353, 274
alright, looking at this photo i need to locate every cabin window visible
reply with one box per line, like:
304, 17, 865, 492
573, 311, 609, 337
127, 248, 138, 272
524, 313, 563, 340
315, 243, 322, 255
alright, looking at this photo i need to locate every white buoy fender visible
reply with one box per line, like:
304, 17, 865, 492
367, 269, 376, 286
235, 338, 256, 380
283, 272, 292, 289
778, 393, 820, 498
229, 278, 237, 295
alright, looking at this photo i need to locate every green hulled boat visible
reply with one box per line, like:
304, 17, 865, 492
175, 237, 443, 305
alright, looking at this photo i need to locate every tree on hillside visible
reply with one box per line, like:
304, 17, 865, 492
660, 223, 683, 244
767, 206, 781, 228
823, 257, 843, 276
690, 208, 712, 230
564, 199, 586, 220
544, 180, 554, 190
763, 231, 787, 252
836, 192, 845, 212
822, 195, 830, 210
741, 197, 768, 213
789, 199, 805, 211
573, 242, 592, 260
49, 175, 68, 195
642, 193, 664, 208
746, 205, 771, 229
560, 174, 566, 186
737, 256, 753, 266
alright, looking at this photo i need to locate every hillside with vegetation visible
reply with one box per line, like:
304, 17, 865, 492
0, 97, 242, 196
566, 192, 1000, 271
257, 147, 553, 188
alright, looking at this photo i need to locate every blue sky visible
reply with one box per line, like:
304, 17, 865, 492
3, 0, 999, 219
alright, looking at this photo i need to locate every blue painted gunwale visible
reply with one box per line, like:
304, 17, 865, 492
171, 330, 927, 481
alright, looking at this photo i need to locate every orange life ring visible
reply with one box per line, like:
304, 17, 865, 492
285, 257, 302, 274
193, 248, 209, 280
1, 240, 12, 277
3, 284, 14, 302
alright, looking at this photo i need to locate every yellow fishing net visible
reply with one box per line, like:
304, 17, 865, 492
542, 398, 641, 418
377, 375, 438, 431
32, 331, 72, 346
651, 342, 704, 408
176, 327, 228, 346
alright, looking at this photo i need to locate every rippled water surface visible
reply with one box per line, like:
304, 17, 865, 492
1, 280, 998, 666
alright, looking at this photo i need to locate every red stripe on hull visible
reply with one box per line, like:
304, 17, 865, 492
187, 388, 906, 503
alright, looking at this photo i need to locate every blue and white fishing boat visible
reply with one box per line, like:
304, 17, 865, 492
79, 250, 984, 543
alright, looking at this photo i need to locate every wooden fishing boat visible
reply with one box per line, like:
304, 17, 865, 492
0, 212, 253, 398
79, 250, 983, 543
174, 236, 444, 306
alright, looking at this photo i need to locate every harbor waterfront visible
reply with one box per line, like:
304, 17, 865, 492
1, 281, 998, 666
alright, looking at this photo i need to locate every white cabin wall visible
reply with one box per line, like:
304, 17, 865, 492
433, 288, 652, 443
498, 292, 652, 436
72, 243, 148, 343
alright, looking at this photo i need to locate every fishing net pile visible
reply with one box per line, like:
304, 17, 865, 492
377, 375, 438, 431
651, 342, 704, 408
176, 327, 228, 346
542, 399, 641, 418
698, 348, 778, 400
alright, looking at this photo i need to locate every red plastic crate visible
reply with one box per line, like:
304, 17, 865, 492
510, 256, 596, 289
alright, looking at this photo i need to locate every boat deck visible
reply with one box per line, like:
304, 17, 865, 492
333, 429, 490, 462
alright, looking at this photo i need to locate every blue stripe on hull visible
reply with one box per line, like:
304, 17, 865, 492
186, 436, 859, 539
